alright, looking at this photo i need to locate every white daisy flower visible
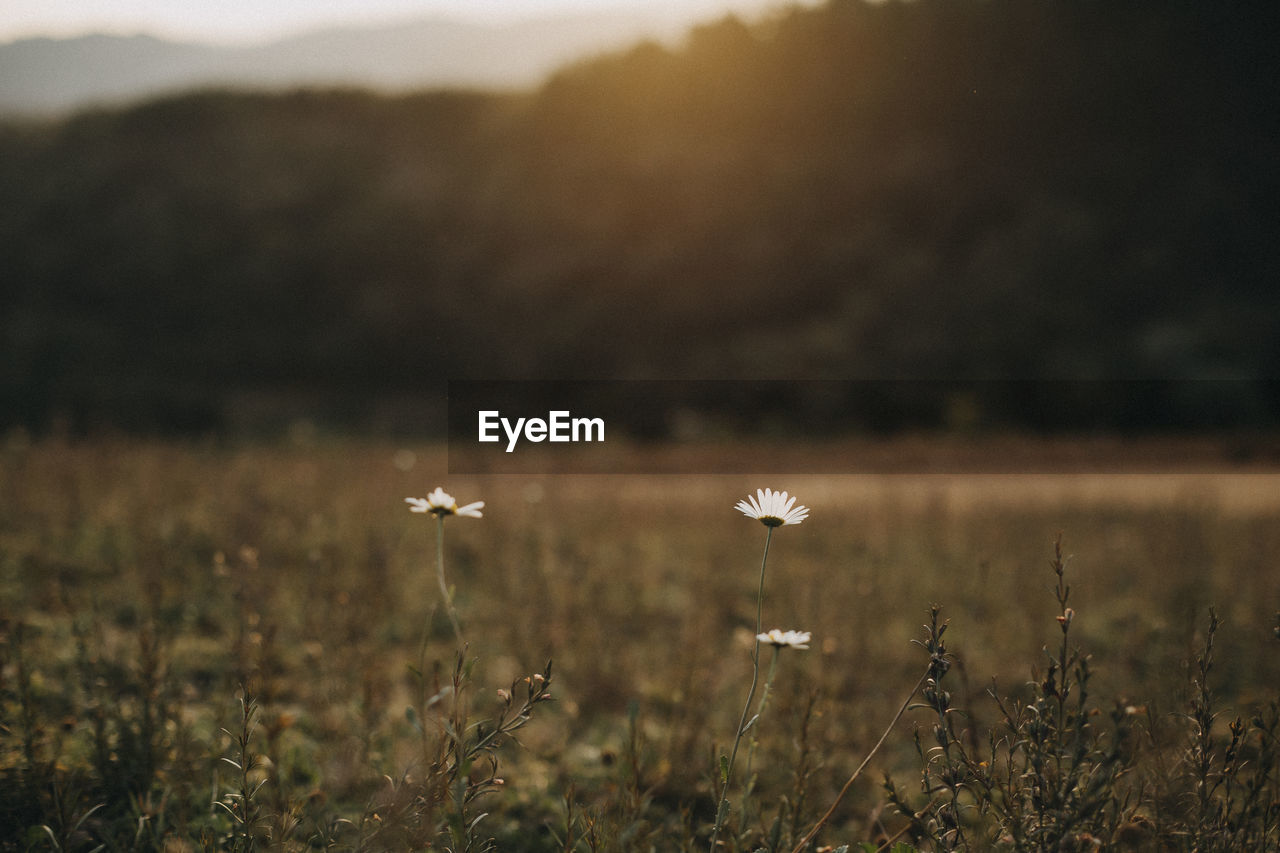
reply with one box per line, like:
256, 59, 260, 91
735, 488, 809, 527
405, 487, 484, 518
757, 629, 811, 649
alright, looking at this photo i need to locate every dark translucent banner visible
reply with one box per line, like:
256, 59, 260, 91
446, 379, 1280, 474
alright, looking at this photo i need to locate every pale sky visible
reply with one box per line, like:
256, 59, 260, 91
2, 0, 784, 43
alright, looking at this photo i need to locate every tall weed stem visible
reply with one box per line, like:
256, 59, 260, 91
789, 667, 929, 853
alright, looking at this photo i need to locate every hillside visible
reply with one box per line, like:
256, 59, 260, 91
0, 10, 699, 114
2, 0, 1278, 435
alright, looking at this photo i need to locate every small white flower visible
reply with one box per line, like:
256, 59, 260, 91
735, 488, 809, 527
757, 629, 812, 650
406, 487, 484, 518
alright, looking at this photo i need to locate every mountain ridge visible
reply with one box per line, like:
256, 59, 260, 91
0, 9, 705, 114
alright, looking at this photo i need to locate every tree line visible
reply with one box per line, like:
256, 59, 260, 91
2, 0, 1277, 436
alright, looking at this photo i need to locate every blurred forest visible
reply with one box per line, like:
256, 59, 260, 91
2, 0, 1278, 436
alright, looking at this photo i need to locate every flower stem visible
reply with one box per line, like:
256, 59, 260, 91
435, 515, 465, 648
740, 644, 781, 836
710, 524, 773, 851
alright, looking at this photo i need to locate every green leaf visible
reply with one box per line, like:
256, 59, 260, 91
405, 705, 423, 734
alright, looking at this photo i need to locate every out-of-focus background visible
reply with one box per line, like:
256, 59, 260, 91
4, 7, 1280, 845
1, 0, 1277, 438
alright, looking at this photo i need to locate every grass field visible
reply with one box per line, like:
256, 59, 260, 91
2, 436, 1278, 850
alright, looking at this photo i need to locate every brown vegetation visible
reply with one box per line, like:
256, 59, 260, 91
2, 437, 1278, 848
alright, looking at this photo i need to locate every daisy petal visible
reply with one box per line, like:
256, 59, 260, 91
735, 488, 809, 527
406, 488, 483, 519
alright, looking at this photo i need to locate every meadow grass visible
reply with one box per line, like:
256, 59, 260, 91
1, 436, 1278, 850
